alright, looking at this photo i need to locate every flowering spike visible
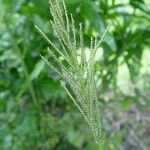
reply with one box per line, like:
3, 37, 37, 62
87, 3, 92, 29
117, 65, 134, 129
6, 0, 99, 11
36, 0, 109, 144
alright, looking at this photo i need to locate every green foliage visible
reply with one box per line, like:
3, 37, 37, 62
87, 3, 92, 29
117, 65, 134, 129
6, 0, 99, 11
0, 0, 150, 149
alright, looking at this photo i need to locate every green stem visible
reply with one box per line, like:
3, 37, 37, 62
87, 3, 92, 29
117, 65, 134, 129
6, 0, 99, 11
5, 22, 38, 107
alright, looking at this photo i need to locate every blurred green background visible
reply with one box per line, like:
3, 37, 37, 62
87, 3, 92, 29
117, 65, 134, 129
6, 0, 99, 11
0, 0, 150, 149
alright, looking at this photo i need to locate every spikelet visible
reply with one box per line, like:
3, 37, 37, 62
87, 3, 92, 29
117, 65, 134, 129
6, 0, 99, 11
36, 0, 109, 144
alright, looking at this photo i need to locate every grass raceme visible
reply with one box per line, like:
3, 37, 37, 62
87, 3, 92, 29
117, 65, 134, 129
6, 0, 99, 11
35, 0, 110, 144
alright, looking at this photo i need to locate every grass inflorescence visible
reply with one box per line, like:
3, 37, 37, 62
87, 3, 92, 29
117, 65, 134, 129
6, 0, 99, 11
35, 0, 110, 144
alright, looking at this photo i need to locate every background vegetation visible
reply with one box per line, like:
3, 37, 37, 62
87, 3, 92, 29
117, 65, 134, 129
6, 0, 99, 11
0, 0, 150, 149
